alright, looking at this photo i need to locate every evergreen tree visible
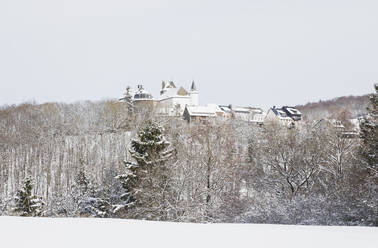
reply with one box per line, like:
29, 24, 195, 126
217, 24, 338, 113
14, 177, 44, 217
71, 169, 112, 218
116, 120, 174, 220
360, 84, 378, 175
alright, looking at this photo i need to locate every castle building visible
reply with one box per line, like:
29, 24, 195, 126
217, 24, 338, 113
119, 85, 156, 112
157, 81, 199, 116
120, 81, 199, 116
120, 81, 267, 124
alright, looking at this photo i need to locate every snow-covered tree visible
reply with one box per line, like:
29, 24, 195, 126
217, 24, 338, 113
360, 84, 378, 175
14, 177, 44, 217
0, 197, 12, 216
116, 120, 174, 220
71, 169, 113, 218
260, 124, 322, 196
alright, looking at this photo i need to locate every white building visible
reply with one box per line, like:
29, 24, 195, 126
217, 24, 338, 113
219, 105, 266, 124
120, 82, 266, 123
120, 81, 199, 116
183, 104, 224, 123
265, 106, 302, 128
157, 81, 199, 116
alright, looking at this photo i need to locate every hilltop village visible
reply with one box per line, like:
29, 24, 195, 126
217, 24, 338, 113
119, 81, 305, 127
119, 81, 361, 134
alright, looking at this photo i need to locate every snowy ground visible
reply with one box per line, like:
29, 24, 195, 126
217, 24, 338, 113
1, 217, 377, 248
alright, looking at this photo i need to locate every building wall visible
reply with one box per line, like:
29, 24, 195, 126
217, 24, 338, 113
265, 109, 294, 127
189, 91, 199, 106
158, 96, 192, 116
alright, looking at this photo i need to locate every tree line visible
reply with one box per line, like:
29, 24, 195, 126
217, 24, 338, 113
0, 86, 376, 225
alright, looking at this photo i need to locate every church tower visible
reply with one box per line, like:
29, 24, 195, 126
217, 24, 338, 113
189, 81, 199, 106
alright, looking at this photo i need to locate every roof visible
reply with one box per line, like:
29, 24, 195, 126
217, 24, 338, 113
165, 81, 176, 89
232, 107, 250, 113
185, 105, 223, 117
270, 106, 302, 121
191, 81, 197, 91
283, 107, 302, 115
219, 106, 232, 113
133, 86, 154, 100
177, 87, 189, 96
272, 108, 288, 118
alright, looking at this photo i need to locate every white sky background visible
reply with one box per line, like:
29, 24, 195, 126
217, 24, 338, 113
0, 0, 377, 110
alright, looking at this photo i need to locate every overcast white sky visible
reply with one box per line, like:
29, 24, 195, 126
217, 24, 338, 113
0, 0, 377, 110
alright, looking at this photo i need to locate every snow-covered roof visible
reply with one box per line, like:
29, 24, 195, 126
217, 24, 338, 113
163, 81, 176, 89
219, 106, 232, 113
160, 81, 193, 100
232, 107, 250, 113
270, 106, 302, 121
185, 105, 223, 117
275, 109, 287, 117
286, 107, 301, 115
133, 88, 154, 101
218, 106, 264, 115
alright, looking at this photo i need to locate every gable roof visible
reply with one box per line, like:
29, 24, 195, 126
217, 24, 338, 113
283, 106, 302, 115
272, 108, 288, 118
177, 87, 189, 96
185, 105, 223, 117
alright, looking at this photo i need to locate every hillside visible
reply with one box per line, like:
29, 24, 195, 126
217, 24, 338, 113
1, 94, 377, 226
295, 94, 371, 121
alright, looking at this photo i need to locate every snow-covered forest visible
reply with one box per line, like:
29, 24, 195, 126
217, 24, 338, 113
296, 94, 370, 121
0, 88, 377, 225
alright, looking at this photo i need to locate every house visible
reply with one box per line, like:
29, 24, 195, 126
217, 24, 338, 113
311, 119, 359, 138
330, 119, 345, 131
281, 106, 302, 121
265, 106, 302, 128
219, 105, 266, 124
183, 104, 224, 123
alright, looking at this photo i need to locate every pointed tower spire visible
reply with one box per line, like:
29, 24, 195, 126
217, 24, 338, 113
191, 81, 197, 91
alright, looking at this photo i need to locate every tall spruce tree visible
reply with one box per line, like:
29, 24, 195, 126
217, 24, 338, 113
360, 84, 378, 175
14, 177, 44, 217
116, 120, 174, 220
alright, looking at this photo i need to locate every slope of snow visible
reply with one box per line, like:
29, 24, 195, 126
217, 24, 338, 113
0, 217, 377, 248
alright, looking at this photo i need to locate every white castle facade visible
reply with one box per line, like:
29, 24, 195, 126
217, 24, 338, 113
157, 81, 199, 116
120, 81, 199, 116
120, 81, 268, 124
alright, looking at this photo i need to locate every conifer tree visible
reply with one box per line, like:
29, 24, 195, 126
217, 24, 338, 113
360, 84, 378, 175
116, 120, 174, 219
14, 177, 44, 217
71, 169, 112, 218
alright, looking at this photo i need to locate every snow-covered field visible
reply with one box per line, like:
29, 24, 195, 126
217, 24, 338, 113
0, 217, 377, 248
